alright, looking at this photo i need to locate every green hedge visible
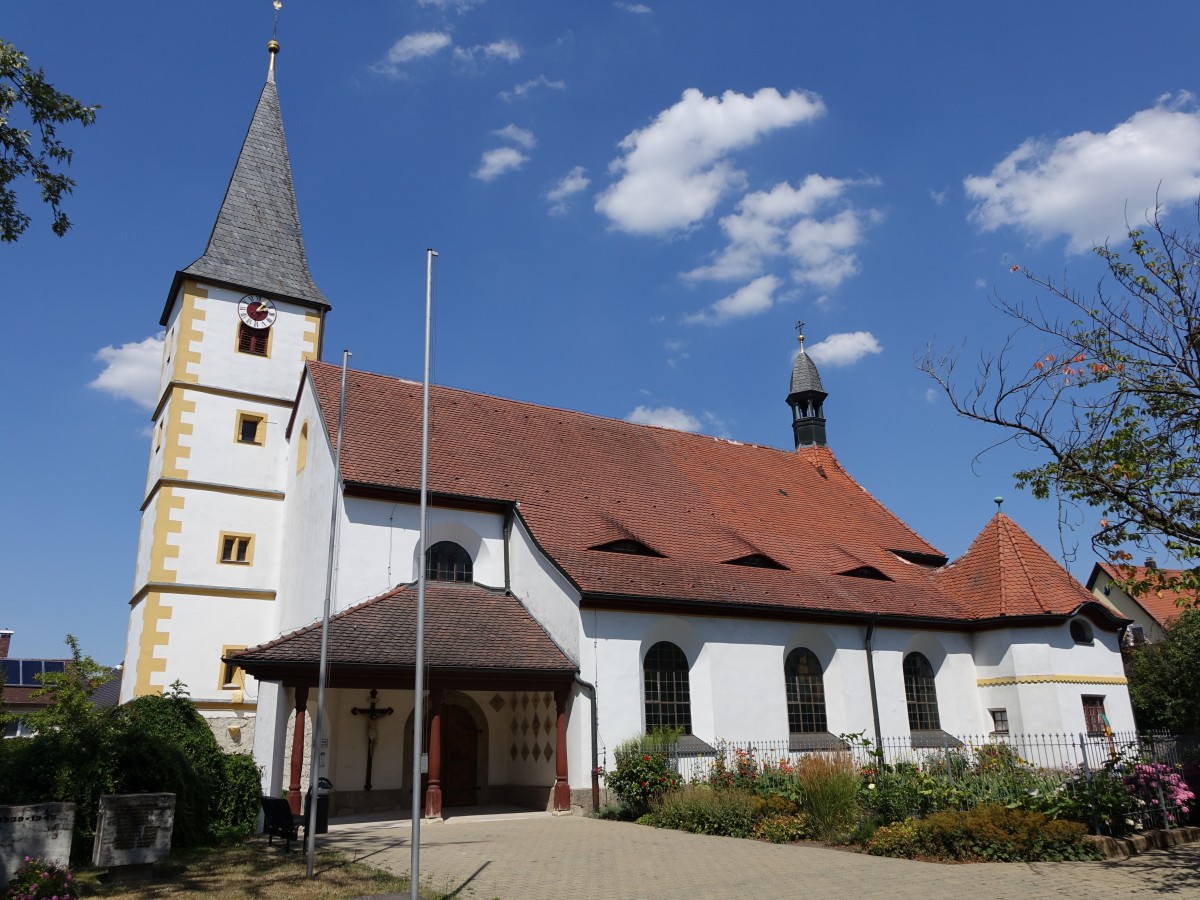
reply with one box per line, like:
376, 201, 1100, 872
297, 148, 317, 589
866, 805, 1101, 861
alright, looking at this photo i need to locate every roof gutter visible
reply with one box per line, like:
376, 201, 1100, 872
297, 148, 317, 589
573, 675, 600, 812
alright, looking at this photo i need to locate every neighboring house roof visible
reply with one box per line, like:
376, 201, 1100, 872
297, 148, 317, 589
231, 582, 576, 675
1089, 562, 1195, 628
303, 362, 1119, 630
164, 78, 327, 323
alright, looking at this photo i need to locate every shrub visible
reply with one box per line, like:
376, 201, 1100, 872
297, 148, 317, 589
643, 785, 760, 837
211, 751, 263, 843
3, 856, 76, 900
866, 805, 1101, 862
751, 813, 807, 844
794, 753, 861, 842
603, 733, 682, 817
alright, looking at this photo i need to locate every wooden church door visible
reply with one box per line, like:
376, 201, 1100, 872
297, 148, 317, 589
442, 705, 478, 807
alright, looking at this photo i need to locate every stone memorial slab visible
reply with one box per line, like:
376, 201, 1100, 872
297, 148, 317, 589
0, 803, 75, 887
91, 794, 175, 868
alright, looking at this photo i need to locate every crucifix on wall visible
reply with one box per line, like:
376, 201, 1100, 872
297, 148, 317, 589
350, 688, 394, 791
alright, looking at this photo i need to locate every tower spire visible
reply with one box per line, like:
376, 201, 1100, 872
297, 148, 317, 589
786, 324, 828, 449
164, 39, 328, 324
268, 1, 281, 82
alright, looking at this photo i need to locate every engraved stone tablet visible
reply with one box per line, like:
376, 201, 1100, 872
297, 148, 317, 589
0, 803, 75, 887
91, 794, 175, 868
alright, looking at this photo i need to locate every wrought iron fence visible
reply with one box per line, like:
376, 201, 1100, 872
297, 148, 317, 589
665, 731, 1198, 835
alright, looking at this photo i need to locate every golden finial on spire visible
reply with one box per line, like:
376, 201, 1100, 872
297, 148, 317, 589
267, 1, 282, 81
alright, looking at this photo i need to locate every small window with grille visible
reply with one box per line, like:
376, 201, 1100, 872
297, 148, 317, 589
1083, 695, 1107, 736
989, 708, 1009, 734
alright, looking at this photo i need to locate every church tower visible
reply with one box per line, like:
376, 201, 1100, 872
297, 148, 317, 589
786, 327, 828, 448
121, 42, 328, 721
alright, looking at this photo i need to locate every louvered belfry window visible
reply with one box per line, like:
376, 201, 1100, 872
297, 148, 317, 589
644, 641, 692, 733
238, 322, 269, 356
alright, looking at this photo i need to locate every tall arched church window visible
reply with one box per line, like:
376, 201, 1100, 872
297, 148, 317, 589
903, 652, 941, 731
425, 541, 473, 582
784, 648, 827, 733
643, 641, 692, 733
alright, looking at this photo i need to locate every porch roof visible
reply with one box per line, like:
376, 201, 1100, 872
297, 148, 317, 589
228, 582, 577, 681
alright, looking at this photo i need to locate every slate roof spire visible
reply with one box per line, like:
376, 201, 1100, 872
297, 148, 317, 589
165, 40, 327, 322
786, 324, 828, 449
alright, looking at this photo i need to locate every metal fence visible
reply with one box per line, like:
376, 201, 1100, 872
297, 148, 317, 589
666, 731, 1197, 834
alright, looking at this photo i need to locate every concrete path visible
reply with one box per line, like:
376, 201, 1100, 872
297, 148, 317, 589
318, 810, 1200, 899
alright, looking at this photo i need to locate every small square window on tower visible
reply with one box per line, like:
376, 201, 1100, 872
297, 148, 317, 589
237, 322, 270, 357
218, 532, 254, 565
219, 645, 247, 690
235, 411, 265, 446
989, 708, 1009, 734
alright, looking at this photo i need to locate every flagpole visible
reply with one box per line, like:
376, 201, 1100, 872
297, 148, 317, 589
411, 249, 437, 899
306, 349, 351, 878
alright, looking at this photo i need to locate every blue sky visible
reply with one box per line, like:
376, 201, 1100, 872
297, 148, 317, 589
5, 1, 1200, 664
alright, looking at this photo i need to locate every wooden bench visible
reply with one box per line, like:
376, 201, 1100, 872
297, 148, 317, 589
260, 796, 305, 850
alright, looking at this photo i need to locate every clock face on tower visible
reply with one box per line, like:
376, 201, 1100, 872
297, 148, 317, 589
238, 295, 277, 329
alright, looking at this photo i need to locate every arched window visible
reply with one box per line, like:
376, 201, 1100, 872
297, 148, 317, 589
426, 541, 473, 582
784, 648, 827, 733
903, 652, 940, 731
643, 641, 691, 733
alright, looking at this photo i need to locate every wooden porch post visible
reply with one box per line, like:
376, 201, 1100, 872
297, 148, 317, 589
553, 685, 571, 814
287, 685, 309, 815
424, 687, 444, 819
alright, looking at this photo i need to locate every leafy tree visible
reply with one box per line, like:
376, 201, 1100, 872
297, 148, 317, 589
25, 633, 112, 734
1, 40, 97, 242
921, 205, 1200, 603
1126, 608, 1200, 732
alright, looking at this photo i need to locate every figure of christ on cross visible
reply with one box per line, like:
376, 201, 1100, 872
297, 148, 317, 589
350, 689, 394, 791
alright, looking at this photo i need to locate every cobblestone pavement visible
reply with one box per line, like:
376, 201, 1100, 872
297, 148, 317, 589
317, 809, 1200, 899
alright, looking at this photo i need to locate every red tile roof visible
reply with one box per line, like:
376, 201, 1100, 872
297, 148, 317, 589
304, 362, 1111, 627
1095, 562, 1195, 627
233, 582, 575, 672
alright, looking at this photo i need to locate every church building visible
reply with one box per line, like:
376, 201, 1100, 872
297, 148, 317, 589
121, 46, 1135, 819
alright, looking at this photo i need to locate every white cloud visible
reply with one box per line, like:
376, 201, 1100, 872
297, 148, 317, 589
965, 93, 1200, 253
683, 274, 780, 326
90, 334, 163, 410
500, 75, 566, 102
455, 39, 522, 64
473, 147, 528, 181
546, 166, 590, 215
372, 32, 452, 75
494, 124, 537, 150
615, 1, 652, 12
625, 405, 702, 432
974, 277, 988, 289
805, 331, 882, 367
684, 175, 878, 291
417, 0, 483, 8
930, 189, 947, 206
925, 387, 938, 403
595, 88, 826, 234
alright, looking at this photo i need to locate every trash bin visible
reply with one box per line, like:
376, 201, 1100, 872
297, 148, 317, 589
305, 777, 333, 834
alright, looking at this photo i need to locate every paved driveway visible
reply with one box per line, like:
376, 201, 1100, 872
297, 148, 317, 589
319, 810, 1200, 899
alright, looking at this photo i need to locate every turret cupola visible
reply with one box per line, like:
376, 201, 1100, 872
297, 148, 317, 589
786, 325, 827, 449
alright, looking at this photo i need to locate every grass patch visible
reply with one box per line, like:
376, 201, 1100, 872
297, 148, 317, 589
69, 836, 447, 899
